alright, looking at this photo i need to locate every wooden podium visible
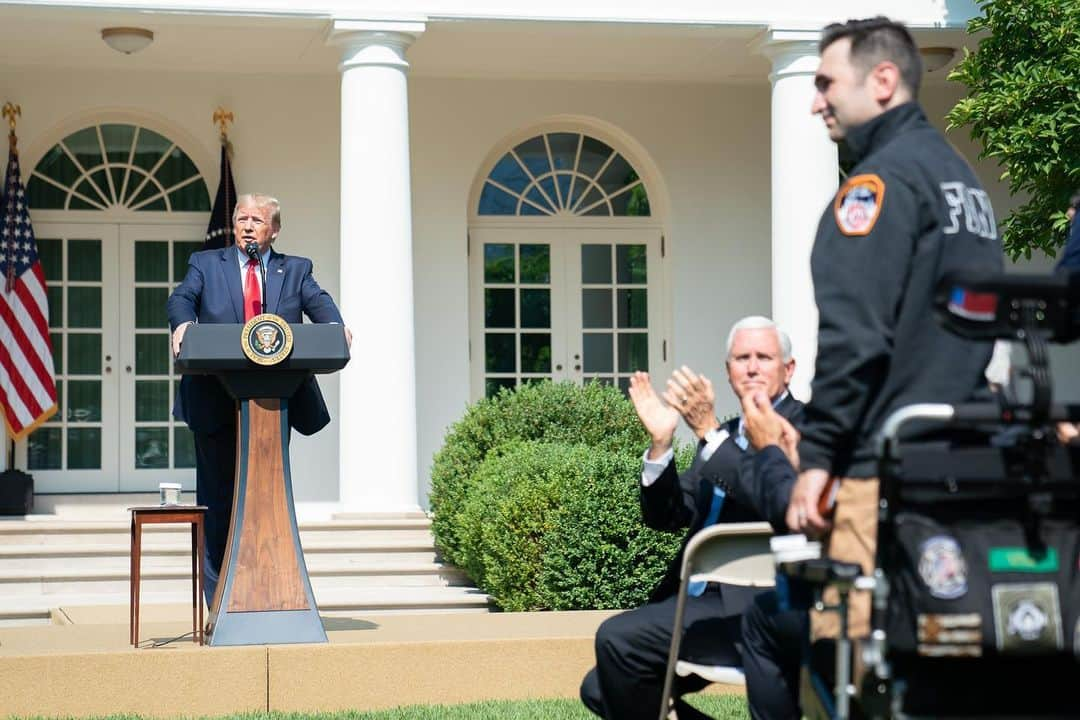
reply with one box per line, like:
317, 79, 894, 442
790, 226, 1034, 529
175, 319, 349, 646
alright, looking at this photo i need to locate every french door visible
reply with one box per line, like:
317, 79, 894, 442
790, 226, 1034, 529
469, 226, 666, 399
17, 222, 203, 492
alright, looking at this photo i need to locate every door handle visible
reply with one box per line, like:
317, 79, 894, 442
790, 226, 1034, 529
555, 364, 563, 371
125, 365, 132, 373
574, 364, 581, 371
105, 366, 112, 374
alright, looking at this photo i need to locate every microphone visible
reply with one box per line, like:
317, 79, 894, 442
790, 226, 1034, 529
244, 242, 268, 315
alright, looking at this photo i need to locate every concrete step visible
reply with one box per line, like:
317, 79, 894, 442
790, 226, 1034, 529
0, 518, 435, 546
0, 543, 440, 569
0, 560, 471, 595
0, 585, 492, 621
0, 512, 489, 627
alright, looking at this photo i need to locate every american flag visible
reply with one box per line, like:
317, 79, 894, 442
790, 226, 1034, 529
0, 139, 58, 439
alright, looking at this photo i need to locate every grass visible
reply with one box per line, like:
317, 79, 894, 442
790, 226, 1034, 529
15, 695, 750, 720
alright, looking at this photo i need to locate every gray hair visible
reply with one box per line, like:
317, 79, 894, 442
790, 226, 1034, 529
725, 316, 793, 362
233, 193, 281, 229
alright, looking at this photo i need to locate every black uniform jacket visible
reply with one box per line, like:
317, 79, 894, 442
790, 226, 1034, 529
798, 102, 1004, 479
641, 393, 804, 603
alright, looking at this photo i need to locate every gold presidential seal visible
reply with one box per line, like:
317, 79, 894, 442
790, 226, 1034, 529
240, 313, 294, 366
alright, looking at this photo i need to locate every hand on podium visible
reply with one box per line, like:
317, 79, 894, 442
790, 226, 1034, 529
172, 322, 192, 357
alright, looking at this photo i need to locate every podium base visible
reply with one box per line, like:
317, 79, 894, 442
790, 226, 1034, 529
209, 606, 327, 646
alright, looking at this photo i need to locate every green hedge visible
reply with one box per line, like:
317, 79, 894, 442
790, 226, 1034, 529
430, 381, 649, 566
430, 381, 693, 611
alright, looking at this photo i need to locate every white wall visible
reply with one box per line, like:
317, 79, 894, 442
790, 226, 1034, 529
409, 77, 774, 504
0, 66, 344, 503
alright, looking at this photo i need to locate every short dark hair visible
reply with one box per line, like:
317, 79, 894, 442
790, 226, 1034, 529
820, 17, 923, 99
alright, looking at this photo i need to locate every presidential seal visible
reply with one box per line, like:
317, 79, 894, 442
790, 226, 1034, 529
241, 313, 294, 366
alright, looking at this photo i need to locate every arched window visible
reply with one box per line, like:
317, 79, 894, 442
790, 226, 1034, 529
27, 124, 210, 212
478, 132, 650, 217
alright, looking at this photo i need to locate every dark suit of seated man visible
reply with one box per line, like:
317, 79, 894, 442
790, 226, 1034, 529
580, 316, 804, 720
166, 193, 351, 605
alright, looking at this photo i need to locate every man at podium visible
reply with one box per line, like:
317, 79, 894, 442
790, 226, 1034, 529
167, 193, 350, 603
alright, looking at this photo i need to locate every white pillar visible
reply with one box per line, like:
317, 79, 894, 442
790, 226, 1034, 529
756, 30, 839, 400
329, 20, 425, 515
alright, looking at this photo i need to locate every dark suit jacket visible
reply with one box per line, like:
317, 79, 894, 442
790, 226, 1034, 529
166, 246, 344, 435
640, 393, 804, 604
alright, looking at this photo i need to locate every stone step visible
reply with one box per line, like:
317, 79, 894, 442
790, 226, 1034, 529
0, 512, 487, 627
0, 518, 434, 546
0, 542, 439, 569
0, 585, 492, 624
0, 560, 471, 595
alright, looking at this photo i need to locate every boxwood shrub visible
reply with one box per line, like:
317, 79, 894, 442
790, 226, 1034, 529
430, 380, 694, 610
430, 381, 649, 566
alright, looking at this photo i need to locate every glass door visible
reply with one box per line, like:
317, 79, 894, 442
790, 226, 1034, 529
117, 225, 203, 491
17, 224, 120, 492
469, 228, 569, 398
469, 226, 665, 399
567, 228, 664, 394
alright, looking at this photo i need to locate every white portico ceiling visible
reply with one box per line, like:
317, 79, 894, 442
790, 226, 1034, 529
0, 4, 972, 83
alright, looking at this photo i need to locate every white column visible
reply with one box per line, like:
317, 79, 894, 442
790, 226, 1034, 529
329, 20, 425, 515
756, 30, 839, 400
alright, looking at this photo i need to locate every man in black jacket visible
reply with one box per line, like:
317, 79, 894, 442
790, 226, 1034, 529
784, 12, 1003, 664
580, 316, 804, 720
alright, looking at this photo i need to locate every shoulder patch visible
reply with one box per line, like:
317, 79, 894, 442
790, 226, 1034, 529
834, 173, 885, 236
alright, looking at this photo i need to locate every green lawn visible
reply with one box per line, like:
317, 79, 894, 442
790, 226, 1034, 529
19, 695, 750, 720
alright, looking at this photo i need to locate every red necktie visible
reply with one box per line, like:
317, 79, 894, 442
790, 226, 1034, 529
244, 258, 261, 320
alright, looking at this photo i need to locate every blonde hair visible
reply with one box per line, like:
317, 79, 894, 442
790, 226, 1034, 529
233, 193, 281, 230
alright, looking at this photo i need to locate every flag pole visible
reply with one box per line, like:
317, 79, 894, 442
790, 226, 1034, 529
2, 103, 17, 472
213, 106, 233, 229
204, 108, 237, 250
2, 103, 19, 294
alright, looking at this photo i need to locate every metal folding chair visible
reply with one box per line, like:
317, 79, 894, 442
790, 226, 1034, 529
658, 521, 775, 720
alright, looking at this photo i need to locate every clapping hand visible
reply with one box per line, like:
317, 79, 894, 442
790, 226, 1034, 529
662, 366, 719, 440
628, 372, 680, 460
741, 390, 801, 468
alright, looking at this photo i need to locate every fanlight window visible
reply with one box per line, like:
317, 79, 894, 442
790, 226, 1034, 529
479, 132, 650, 217
27, 124, 210, 212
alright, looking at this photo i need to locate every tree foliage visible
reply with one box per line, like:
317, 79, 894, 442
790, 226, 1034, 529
947, 0, 1080, 259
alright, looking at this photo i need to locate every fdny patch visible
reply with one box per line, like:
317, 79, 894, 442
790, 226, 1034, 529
834, 173, 885, 236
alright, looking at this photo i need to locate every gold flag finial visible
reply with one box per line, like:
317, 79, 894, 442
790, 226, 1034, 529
213, 107, 233, 142
2, 102, 20, 132
2, 102, 20, 152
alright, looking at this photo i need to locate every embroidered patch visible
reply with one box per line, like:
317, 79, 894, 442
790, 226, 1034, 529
834, 173, 885, 236
988, 547, 1059, 574
991, 582, 1063, 653
917, 613, 983, 657
918, 535, 968, 600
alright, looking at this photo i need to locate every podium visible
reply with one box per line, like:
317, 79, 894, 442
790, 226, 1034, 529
175, 318, 349, 646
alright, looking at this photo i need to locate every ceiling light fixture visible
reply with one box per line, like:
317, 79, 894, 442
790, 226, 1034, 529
920, 46, 957, 73
101, 27, 154, 55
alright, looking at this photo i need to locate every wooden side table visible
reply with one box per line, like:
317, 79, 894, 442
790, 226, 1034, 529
129, 505, 208, 647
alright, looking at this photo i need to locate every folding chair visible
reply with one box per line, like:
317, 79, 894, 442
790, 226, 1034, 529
658, 521, 775, 720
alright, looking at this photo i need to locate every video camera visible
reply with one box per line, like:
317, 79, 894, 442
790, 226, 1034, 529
792, 269, 1080, 720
